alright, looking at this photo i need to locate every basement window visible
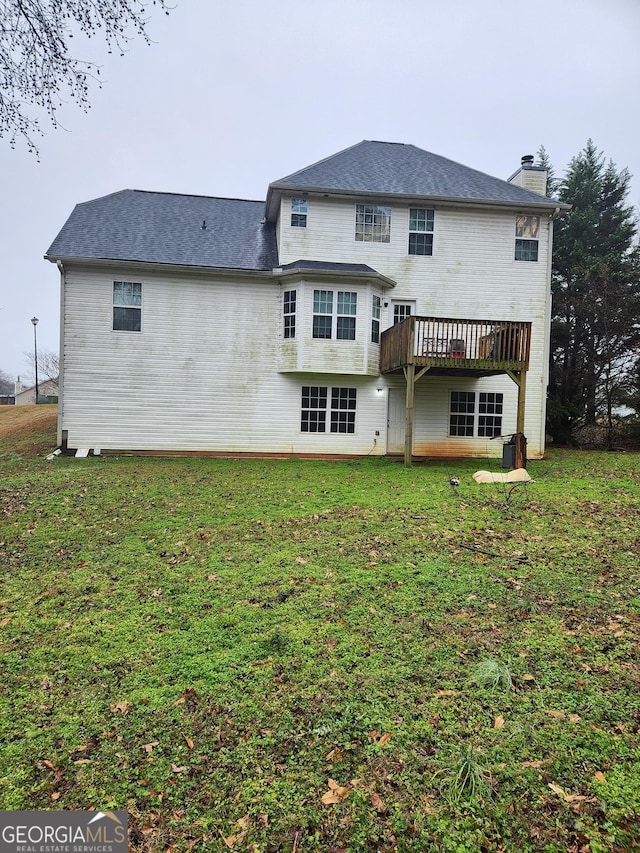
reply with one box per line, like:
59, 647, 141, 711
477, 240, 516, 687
449, 391, 503, 437
113, 281, 142, 332
301, 386, 357, 434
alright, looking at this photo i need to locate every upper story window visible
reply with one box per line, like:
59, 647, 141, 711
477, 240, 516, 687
312, 290, 357, 340
355, 204, 391, 243
337, 291, 357, 340
113, 281, 142, 332
312, 290, 333, 339
408, 208, 434, 255
371, 295, 381, 343
283, 290, 296, 339
515, 215, 539, 261
291, 199, 307, 227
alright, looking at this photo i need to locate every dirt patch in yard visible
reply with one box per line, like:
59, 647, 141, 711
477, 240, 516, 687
0, 404, 58, 456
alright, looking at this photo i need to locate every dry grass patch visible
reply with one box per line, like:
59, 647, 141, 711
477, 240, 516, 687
0, 404, 57, 455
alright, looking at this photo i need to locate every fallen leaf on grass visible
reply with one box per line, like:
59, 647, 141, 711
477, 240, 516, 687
521, 673, 535, 681
594, 771, 607, 783
110, 700, 130, 715
51, 792, 61, 801
182, 733, 194, 750
494, 715, 505, 729
434, 690, 457, 698
548, 782, 596, 805
171, 764, 187, 774
43, 759, 57, 771
545, 710, 581, 722
143, 741, 159, 754
321, 779, 351, 805
224, 815, 250, 849
521, 760, 546, 769
325, 747, 345, 762
0, 617, 12, 627
370, 791, 386, 813
378, 733, 392, 747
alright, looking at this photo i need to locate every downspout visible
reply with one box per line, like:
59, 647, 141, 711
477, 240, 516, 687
56, 261, 66, 450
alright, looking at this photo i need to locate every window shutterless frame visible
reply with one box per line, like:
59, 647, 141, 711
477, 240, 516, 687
408, 208, 434, 255
283, 290, 296, 339
291, 198, 307, 227
514, 214, 539, 262
113, 281, 142, 331
301, 386, 357, 434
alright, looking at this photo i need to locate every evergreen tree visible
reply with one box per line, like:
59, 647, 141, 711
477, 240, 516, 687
547, 141, 640, 444
536, 145, 559, 198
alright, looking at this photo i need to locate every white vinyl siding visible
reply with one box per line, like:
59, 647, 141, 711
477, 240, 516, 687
277, 196, 551, 456
60, 267, 386, 455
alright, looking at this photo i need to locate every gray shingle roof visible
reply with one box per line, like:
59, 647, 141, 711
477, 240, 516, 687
278, 259, 396, 287
280, 260, 380, 274
46, 190, 278, 270
268, 140, 562, 211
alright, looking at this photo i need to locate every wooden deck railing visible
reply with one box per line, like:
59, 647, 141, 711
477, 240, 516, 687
380, 317, 531, 374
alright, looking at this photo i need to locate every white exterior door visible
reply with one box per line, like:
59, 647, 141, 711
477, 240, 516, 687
387, 388, 406, 453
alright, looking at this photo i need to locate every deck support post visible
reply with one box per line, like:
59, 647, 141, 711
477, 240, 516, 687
404, 363, 415, 468
516, 370, 527, 434
506, 369, 527, 434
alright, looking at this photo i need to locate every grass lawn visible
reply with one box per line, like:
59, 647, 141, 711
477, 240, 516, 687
1, 406, 639, 851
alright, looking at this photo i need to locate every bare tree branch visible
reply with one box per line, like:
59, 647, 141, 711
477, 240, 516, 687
0, 0, 171, 154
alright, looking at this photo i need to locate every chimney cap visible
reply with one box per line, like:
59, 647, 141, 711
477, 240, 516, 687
521, 154, 535, 166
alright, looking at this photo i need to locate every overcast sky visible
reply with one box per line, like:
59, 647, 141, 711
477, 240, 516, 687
1, 0, 639, 382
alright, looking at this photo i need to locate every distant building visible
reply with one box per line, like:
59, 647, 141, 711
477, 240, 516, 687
15, 377, 59, 405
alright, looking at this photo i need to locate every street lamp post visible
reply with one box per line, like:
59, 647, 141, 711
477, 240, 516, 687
31, 317, 39, 404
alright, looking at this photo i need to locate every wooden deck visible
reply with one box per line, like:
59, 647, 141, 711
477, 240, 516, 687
380, 317, 532, 467
380, 317, 531, 375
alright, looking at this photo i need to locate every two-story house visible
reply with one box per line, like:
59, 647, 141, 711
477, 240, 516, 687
46, 141, 567, 463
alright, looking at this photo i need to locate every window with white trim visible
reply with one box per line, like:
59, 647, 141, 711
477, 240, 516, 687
355, 204, 391, 242
408, 208, 434, 255
393, 302, 412, 325
478, 392, 504, 437
449, 391, 503, 437
291, 199, 307, 227
515, 215, 539, 261
371, 295, 381, 343
312, 290, 357, 340
283, 290, 296, 339
301, 386, 357, 434
113, 281, 142, 332
301, 386, 327, 432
